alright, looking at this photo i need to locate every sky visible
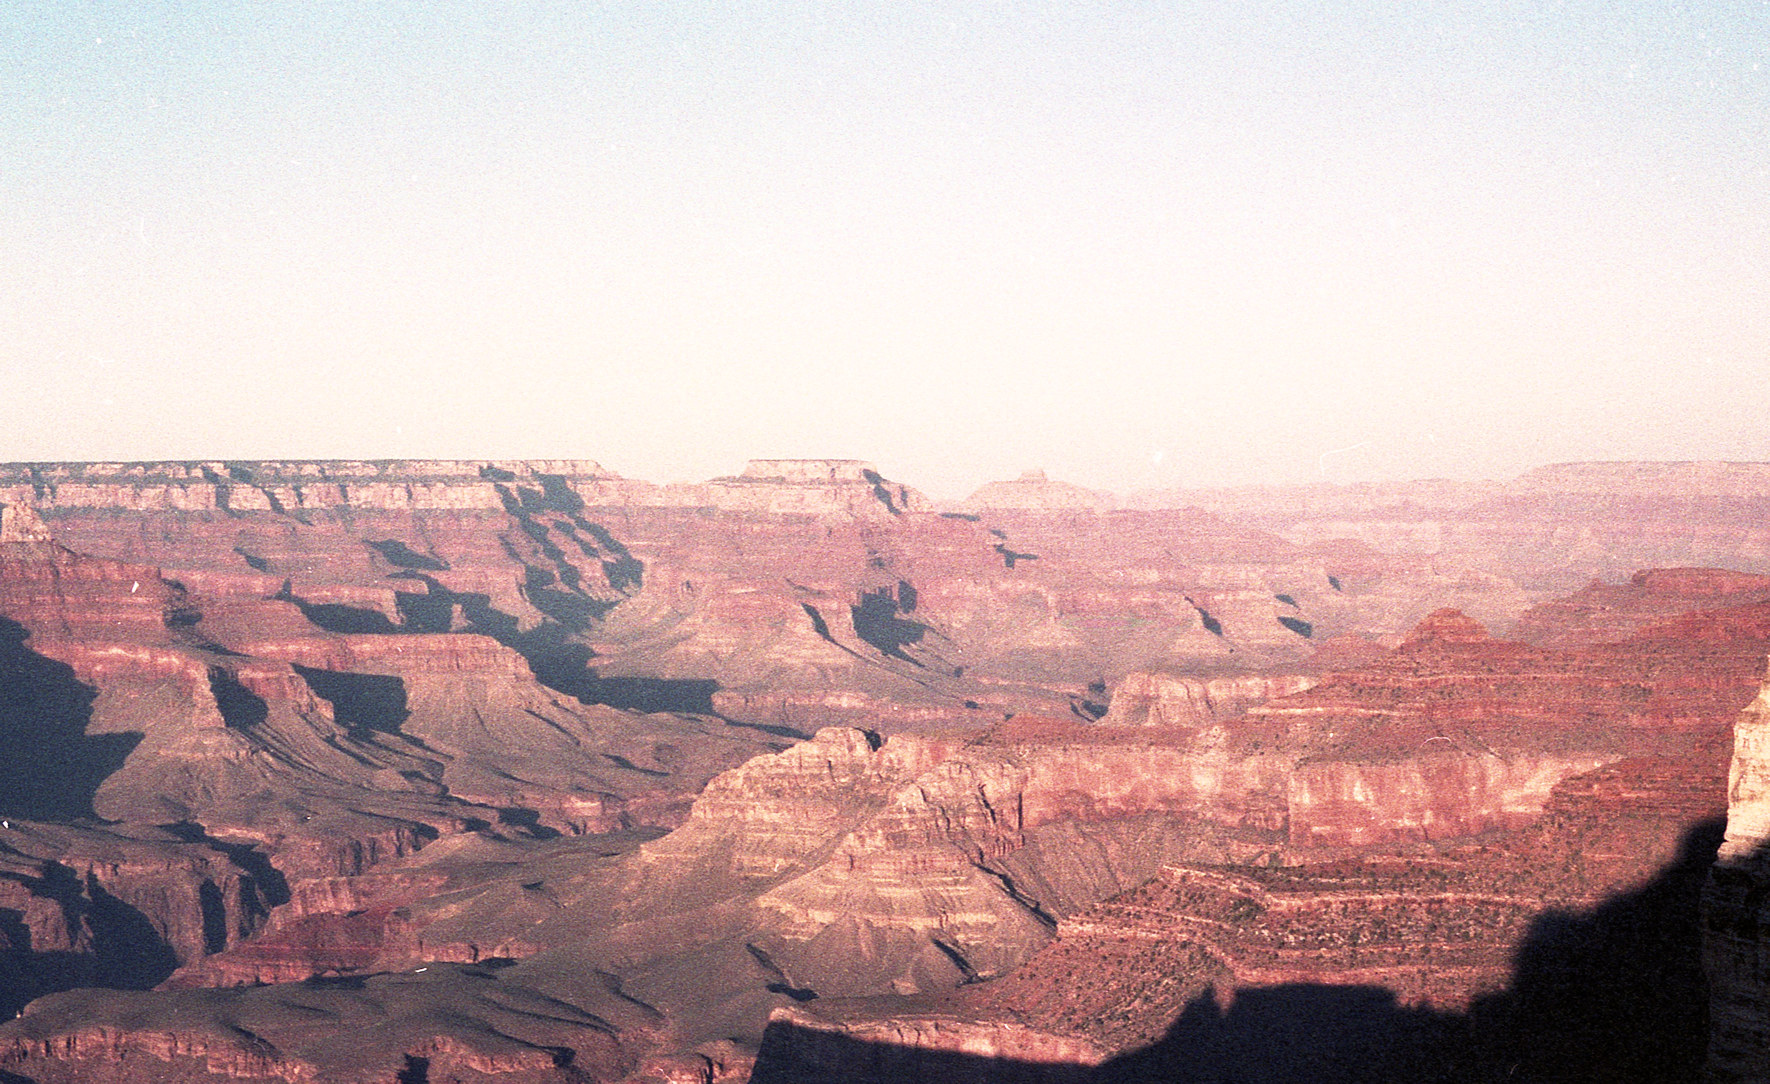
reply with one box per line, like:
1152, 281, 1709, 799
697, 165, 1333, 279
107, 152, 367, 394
2, 1, 1766, 499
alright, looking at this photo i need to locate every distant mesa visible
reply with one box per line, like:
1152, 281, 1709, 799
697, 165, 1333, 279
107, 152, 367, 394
964, 468, 1111, 512
710, 459, 931, 516
735, 459, 881, 485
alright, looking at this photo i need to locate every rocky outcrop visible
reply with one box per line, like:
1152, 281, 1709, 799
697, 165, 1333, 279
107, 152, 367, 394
1704, 661, 1770, 1082
1250, 601, 1769, 851
708, 460, 933, 516
1096, 671, 1316, 729
753, 750, 1728, 1082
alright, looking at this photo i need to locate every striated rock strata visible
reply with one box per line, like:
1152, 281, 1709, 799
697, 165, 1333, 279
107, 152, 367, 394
753, 750, 1728, 1083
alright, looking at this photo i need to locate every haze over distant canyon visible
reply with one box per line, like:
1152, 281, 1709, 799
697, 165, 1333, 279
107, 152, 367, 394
0, 456, 1764, 1082
6, 2, 1767, 1077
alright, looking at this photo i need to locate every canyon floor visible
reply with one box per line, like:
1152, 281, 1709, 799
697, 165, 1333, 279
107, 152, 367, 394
0, 458, 1767, 1082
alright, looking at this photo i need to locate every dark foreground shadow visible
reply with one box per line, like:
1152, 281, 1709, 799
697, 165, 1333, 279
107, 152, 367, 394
1105, 986, 1456, 1084
0, 617, 140, 821
1455, 819, 1723, 1084
752, 819, 1725, 1084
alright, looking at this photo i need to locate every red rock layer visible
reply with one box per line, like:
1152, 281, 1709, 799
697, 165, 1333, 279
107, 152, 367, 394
759, 750, 1725, 1078
1, 460, 1569, 739
1511, 567, 1770, 649
1251, 602, 1769, 850
106, 585, 1770, 1072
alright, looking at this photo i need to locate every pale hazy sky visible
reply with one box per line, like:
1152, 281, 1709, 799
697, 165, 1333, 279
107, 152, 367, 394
3, 1, 1766, 498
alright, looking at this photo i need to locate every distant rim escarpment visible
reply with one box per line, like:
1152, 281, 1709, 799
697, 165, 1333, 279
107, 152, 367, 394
6, 456, 1770, 506
0, 457, 931, 519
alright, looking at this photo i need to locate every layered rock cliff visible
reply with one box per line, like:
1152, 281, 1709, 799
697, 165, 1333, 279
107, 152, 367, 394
752, 748, 1729, 1083
0, 458, 1550, 728
745, 591, 1769, 1082
1703, 661, 1770, 1082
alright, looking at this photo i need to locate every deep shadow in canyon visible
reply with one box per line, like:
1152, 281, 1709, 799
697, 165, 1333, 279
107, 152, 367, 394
0, 864, 182, 1019
274, 581, 402, 635
293, 666, 410, 739
0, 616, 139, 822
752, 818, 1726, 1084
383, 567, 719, 716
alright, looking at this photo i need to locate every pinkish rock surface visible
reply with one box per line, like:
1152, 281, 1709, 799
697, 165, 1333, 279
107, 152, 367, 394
0, 458, 1764, 1081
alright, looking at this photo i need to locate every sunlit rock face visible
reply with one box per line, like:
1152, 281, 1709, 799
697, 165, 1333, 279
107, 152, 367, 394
1095, 670, 1318, 729
1252, 600, 1770, 851
0, 503, 50, 543
1704, 662, 1770, 1083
